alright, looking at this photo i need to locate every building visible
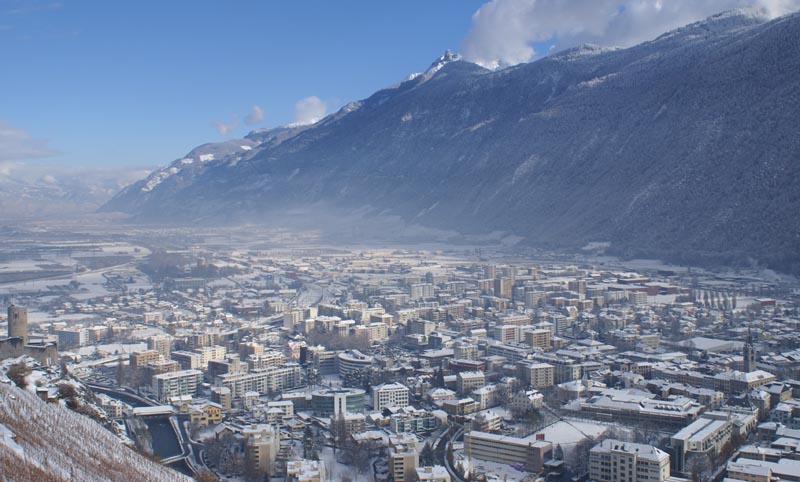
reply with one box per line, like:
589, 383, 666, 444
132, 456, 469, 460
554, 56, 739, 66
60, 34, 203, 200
391, 407, 439, 434
457, 371, 485, 395
171, 351, 202, 370
416, 466, 451, 482
189, 403, 223, 426
494, 277, 513, 299
131, 350, 162, 368
337, 350, 374, 377
744, 329, 757, 373
670, 414, 734, 473
464, 431, 552, 473
410, 283, 435, 300
148, 334, 172, 358
524, 329, 551, 349
470, 411, 502, 433
441, 398, 479, 416
470, 384, 503, 410
217, 364, 302, 398
566, 388, 703, 428
1, 305, 58, 366
311, 388, 366, 416
530, 353, 581, 383
286, 459, 326, 482
373, 382, 411, 411
589, 439, 671, 482
407, 319, 437, 336
493, 324, 521, 344
97, 394, 125, 417
517, 362, 555, 389
243, 424, 281, 476
195, 345, 226, 368
511, 389, 545, 413
211, 386, 232, 410
8, 305, 28, 343
153, 369, 202, 402
51, 327, 85, 349
248, 351, 285, 370
453, 341, 478, 360
389, 434, 420, 482
262, 400, 293, 424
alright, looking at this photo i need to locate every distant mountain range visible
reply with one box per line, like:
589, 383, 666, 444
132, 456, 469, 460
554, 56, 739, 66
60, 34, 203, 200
0, 163, 150, 221
103, 10, 800, 273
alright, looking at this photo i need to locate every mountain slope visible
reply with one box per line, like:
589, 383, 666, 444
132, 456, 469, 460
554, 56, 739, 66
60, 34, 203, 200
104, 10, 800, 272
0, 381, 189, 482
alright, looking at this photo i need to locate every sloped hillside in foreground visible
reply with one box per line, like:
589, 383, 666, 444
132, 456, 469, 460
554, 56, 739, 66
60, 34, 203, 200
0, 381, 189, 482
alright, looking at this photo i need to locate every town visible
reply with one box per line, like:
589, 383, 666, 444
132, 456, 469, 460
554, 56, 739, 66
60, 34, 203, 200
2, 225, 800, 482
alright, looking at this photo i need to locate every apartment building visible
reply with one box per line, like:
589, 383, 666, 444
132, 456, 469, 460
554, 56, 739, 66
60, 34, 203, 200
243, 424, 281, 475
389, 434, 420, 482
373, 382, 411, 410
457, 371, 486, 395
153, 369, 202, 402
464, 431, 552, 473
589, 439, 671, 482
217, 364, 302, 398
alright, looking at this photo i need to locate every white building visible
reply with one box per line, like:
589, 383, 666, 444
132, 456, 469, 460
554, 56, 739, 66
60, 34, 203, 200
373, 382, 411, 411
286, 459, 326, 482
416, 466, 450, 482
589, 439, 670, 482
153, 369, 202, 402
457, 371, 485, 395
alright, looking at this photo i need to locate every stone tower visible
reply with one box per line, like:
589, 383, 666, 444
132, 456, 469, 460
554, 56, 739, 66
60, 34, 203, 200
7, 305, 28, 344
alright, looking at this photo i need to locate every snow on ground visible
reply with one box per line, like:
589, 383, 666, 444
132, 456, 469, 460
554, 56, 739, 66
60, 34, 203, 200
465, 458, 529, 482
27, 311, 101, 325
0, 423, 25, 457
319, 446, 359, 481
24, 370, 46, 393
532, 420, 608, 450
76, 342, 147, 357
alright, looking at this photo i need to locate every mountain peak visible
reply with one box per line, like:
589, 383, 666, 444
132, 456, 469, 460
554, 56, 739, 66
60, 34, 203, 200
428, 49, 461, 69
423, 49, 462, 77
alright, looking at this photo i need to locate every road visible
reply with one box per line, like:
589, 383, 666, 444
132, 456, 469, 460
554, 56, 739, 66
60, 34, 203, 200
435, 425, 464, 482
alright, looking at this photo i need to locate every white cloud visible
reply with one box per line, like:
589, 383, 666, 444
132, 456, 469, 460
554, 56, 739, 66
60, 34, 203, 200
244, 104, 264, 125
292, 96, 328, 125
461, 0, 800, 68
213, 114, 239, 136
0, 120, 60, 162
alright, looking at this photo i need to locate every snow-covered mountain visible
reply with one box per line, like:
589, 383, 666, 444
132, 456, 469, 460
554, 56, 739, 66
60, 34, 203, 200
104, 10, 800, 273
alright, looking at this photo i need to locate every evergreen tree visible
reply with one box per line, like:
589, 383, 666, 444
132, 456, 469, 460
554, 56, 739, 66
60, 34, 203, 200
303, 425, 316, 460
434, 365, 445, 388
420, 441, 435, 466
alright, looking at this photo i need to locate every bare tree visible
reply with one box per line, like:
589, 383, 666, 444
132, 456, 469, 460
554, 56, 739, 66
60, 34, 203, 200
686, 453, 713, 482
567, 437, 596, 476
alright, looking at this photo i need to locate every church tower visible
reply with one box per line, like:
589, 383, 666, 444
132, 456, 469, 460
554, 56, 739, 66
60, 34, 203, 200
743, 328, 756, 373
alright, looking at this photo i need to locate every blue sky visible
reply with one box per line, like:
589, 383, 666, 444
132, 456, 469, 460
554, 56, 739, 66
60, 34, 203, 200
0, 1, 485, 167
2, 0, 796, 169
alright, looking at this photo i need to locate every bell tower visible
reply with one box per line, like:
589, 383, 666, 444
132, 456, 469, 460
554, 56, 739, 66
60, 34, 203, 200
743, 328, 756, 373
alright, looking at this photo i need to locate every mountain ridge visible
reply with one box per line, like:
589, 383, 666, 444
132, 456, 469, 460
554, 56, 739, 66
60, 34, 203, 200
103, 10, 800, 272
